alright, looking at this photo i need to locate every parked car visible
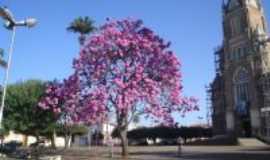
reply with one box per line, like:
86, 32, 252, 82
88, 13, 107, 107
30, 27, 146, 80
128, 138, 148, 146
158, 139, 178, 146
0, 141, 22, 154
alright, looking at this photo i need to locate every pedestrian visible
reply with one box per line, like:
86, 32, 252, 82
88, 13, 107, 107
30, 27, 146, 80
177, 137, 183, 156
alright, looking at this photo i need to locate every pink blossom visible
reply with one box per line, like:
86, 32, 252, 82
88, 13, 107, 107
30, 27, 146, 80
72, 18, 198, 126
39, 18, 198, 127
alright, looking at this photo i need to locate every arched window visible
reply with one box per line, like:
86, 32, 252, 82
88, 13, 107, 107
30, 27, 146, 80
233, 68, 249, 114
234, 68, 249, 83
228, 0, 240, 10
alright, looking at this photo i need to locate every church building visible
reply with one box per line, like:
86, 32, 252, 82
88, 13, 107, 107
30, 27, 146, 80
211, 0, 270, 141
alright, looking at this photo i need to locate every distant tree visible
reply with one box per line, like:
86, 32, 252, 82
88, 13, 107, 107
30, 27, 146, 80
133, 114, 140, 124
0, 127, 9, 147
67, 16, 96, 45
111, 127, 119, 139
38, 76, 83, 148
126, 126, 213, 145
3, 80, 56, 146
56, 124, 89, 137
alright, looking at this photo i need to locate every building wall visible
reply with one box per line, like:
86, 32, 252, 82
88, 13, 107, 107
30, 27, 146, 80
4, 131, 65, 147
211, 0, 270, 138
73, 122, 139, 147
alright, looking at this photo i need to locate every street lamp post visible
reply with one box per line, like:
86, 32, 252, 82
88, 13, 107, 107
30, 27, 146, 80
0, 48, 7, 68
0, 6, 37, 129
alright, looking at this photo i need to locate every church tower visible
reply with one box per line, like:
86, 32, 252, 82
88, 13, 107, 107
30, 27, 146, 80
212, 0, 270, 138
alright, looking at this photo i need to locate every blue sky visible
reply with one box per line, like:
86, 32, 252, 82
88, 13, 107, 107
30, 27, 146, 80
0, 0, 270, 126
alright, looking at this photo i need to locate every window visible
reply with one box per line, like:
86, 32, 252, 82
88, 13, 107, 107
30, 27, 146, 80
230, 46, 249, 61
235, 68, 249, 83
234, 68, 249, 115
231, 17, 243, 36
228, 0, 240, 10
238, 48, 242, 58
230, 49, 235, 61
229, 49, 235, 61
243, 47, 249, 55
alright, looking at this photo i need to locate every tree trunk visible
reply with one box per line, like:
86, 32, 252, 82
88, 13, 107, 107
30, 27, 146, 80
35, 135, 40, 143
0, 136, 4, 148
23, 135, 28, 147
88, 127, 92, 147
119, 128, 128, 157
64, 134, 72, 149
79, 34, 86, 46
184, 138, 187, 144
50, 129, 57, 149
153, 138, 157, 145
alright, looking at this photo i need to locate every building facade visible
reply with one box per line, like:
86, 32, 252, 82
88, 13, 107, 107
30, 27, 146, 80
211, 0, 270, 140
73, 122, 138, 146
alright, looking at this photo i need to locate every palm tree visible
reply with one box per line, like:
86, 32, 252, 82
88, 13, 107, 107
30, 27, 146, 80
67, 16, 96, 45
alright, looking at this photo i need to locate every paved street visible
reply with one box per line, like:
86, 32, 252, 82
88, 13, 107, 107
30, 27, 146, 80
58, 146, 270, 160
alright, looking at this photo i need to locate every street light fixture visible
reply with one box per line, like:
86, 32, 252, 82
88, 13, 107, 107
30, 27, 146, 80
5, 18, 38, 30
0, 6, 37, 129
0, 7, 37, 29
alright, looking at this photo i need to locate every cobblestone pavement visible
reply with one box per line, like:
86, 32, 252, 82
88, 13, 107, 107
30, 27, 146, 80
58, 146, 270, 160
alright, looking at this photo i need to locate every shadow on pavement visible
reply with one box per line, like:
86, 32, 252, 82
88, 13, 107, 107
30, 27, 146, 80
128, 149, 270, 160
180, 152, 270, 160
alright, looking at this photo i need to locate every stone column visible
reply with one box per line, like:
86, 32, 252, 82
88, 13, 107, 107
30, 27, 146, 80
226, 111, 235, 132
250, 108, 261, 135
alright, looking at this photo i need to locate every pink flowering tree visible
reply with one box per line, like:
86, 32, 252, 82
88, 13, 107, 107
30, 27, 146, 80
39, 73, 107, 148
39, 75, 82, 148
73, 18, 198, 156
